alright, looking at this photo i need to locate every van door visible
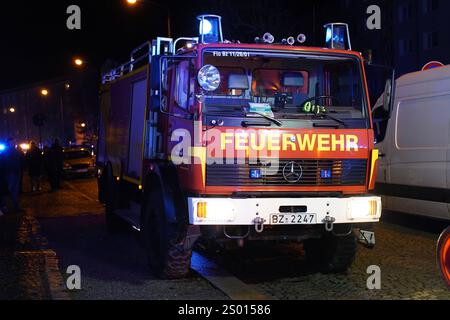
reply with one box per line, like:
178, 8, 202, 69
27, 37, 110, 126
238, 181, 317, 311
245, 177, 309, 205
387, 94, 450, 220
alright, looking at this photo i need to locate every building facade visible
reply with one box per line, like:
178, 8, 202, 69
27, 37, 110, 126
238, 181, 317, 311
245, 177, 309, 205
393, 0, 450, 75
0, 71, 98, 147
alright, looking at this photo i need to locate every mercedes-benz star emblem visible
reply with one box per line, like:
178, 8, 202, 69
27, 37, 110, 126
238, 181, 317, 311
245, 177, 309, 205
283, 161, 303, 183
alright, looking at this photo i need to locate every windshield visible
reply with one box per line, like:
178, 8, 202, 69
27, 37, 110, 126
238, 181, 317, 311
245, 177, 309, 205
202, 51, 368, 121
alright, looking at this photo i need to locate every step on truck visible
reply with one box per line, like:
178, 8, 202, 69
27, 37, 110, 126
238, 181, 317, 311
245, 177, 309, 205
97, 15, 390, 279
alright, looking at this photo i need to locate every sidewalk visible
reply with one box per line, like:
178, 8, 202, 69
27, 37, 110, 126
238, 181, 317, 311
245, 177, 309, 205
0, 177, 75, 300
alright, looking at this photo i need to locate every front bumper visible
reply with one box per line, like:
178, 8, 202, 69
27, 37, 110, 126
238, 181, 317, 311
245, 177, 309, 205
188, 196, 382, 226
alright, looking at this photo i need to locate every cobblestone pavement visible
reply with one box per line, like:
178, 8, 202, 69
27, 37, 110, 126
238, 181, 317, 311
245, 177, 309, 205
2, 177, 449, 300
0, 204, 67, 300
35, 178, 227, 300
207, 218, 450, 300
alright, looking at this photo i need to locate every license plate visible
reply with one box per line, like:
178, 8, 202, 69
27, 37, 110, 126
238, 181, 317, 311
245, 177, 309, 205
270, 213, 317, 225
76, 169, 88, 173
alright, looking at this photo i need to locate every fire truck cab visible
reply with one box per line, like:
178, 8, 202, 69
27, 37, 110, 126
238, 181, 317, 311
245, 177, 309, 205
97, 15, 384, 279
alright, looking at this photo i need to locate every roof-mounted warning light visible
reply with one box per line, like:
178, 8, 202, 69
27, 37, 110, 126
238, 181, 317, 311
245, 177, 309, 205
197, 14, 223, 44
324, 23, 352, 50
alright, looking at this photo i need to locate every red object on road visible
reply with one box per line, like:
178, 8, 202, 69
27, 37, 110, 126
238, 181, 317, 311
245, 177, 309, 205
422, 61, 444, 71
437, 227, 450, 288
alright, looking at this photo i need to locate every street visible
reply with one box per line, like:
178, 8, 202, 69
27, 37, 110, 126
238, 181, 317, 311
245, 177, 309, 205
1, 176, 449, 300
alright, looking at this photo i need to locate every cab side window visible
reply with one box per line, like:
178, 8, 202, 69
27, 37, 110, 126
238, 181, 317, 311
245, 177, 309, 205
174, 61, 190, 110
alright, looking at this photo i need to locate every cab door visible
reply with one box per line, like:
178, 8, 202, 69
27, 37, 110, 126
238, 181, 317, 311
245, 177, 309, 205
162, 57, 197, 188
366, 64, 395, 209
373, 80, 394, 210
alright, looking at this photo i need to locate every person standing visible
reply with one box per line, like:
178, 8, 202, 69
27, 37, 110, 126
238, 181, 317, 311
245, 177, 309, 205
3, 138, 24, 213
43, 146, 56, 192
0, 146, 9, 216
26, 141, 42, 192
49, 139, 64, 191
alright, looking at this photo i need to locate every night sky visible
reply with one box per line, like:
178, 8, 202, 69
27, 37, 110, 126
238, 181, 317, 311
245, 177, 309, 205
1, 0, 345, 91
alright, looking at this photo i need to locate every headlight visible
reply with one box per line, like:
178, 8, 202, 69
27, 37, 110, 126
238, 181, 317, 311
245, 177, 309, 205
195, 200, 235, 223
347, 198, 381, 220
198, 65, 221, 91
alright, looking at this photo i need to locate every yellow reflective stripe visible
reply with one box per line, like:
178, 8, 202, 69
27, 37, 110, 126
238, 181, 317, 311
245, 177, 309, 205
123, 176, 141, 185
190, 147, 206, 183
369, 149, 379, 188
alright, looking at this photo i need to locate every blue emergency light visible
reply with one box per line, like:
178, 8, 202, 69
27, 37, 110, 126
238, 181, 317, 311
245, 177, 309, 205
250, 169, 262, 179
321, 169, 332, 179
0, 143, 6, 153
324, 23, 352, 50
197, 14, 223, 44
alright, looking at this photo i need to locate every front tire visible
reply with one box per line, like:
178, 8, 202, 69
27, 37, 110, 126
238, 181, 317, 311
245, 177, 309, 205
304, 232, 357, 273
141, 181, 192, 279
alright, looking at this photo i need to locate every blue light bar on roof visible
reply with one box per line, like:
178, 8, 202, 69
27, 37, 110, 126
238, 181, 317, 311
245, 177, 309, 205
324, 23, 352, 50
197, 14, 223, 44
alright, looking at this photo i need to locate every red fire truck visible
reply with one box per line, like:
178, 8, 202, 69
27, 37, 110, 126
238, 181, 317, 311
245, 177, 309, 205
97, 15, 388, 279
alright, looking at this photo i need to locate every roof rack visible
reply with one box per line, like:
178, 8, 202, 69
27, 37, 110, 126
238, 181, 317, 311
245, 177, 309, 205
102, 38, 174, 84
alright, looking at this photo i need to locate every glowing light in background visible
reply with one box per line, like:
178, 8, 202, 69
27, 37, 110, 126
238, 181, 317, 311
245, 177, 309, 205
20, 143, 30, 151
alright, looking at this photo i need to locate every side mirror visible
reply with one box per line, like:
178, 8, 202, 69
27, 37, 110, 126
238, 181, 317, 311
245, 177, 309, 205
383, 78, 393, 113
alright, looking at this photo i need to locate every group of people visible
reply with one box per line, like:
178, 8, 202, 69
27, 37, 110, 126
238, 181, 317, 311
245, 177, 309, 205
0, 138, 64, 216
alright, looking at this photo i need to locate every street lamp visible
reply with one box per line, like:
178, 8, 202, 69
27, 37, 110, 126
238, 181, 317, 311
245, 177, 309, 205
41, 89, 49, 96
9, 107, 16, 113
80, 122, 87, 128
74, 58, 84, 67
125, 0, 172, 38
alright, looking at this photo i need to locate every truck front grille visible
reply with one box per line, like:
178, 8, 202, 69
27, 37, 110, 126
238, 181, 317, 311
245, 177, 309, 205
206, 159, 367, 187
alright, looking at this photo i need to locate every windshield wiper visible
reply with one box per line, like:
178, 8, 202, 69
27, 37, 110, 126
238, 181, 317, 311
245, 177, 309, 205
308, 112, 348, 128
245, 112, 283, 127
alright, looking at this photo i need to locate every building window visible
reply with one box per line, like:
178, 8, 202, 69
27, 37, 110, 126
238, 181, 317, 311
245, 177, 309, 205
423, 0, 439, 13
423, 32, 439, 50
398, 2, 412, 22
399, 39, 413, 56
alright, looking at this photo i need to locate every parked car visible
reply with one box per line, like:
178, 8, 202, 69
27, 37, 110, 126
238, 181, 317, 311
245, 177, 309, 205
63, 148, 96, 178
373, 65, 450, 221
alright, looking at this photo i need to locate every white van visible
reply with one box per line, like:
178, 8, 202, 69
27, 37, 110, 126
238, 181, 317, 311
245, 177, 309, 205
373, 66, 450, 221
